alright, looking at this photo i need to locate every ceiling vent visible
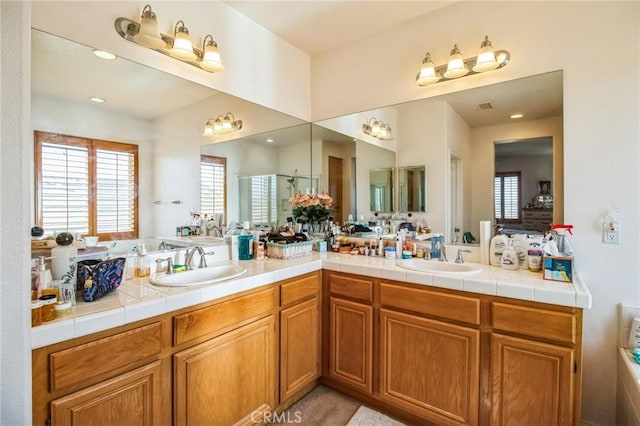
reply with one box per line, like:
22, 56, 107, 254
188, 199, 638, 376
478, 102, 493, 110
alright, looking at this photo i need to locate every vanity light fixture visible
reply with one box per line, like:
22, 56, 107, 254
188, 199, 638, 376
362, 118, 393, 140
89, 97, 105, 103
115, 4, 224, 73
510, 113, 524, 119
416, 35, 509, 86
266, 138, 275, 143
169, 20, 197, 61
203, 112, 243, 136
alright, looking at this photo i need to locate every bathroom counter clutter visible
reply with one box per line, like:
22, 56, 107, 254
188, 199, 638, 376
31, 252, 591, 349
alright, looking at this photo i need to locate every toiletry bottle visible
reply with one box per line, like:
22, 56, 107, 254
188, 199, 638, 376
51, 232, 78, 288
35, 256, 53, 298
500, 239, 518, 270
238, 221, 254, 260
135, 243, 150, 277
431, 233, 444, 259
489, 226, 508, 266
628, 317, 640, 348
512, 234, 529, 270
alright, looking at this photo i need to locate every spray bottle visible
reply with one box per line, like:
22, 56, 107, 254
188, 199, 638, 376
549, 224, 574, 256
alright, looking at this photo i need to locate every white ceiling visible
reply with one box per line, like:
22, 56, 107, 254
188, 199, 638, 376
223, 1, 454, 56
31, 3, 562, 133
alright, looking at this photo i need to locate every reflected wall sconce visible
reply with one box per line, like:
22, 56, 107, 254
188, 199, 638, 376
203, 113, 243, 135
416, 36, 509, 86
362, 118, 393, 140
115, 4, 224, 73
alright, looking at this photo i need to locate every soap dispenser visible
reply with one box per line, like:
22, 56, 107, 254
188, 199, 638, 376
135, 243, 150, 277
35, 256, 53, 298
51, 232, 78, 288
500, 239, 519, 270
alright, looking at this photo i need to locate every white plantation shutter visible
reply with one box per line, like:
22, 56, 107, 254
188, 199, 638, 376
494, 172, 521, 222
35, 131, 138, 239
250, 175, 276, 225
96, 149, 136, 233
40, 143, 90, 234
200, 156, 226, 220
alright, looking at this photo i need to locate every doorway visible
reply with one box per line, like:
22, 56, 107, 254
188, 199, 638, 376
328, 156, 343, 224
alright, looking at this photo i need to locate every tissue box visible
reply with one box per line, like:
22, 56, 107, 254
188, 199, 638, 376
542, 255, 573, 283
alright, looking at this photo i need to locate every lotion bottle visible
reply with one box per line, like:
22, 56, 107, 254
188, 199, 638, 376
500, 239, 518, 270
35, 256, 53, 298
51, 232, 78, 288
489, 226, 508, 267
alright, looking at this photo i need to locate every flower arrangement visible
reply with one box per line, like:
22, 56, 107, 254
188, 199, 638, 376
290, 192, 333, 224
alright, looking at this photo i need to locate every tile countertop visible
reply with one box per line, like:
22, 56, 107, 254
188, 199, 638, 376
31, 252, 592, 349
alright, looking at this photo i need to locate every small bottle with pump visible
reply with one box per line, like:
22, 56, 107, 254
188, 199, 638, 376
489, 225, 509, 266
135, 243, 150, 277
35, 256, 53, 299
500, 239, 518, 270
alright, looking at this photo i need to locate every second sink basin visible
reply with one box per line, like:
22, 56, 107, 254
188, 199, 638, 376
397, 259, 482, 275
150, 264, 246, 287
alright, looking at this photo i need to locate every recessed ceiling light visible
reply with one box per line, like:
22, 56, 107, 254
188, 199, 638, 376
510, 113, 524, 119
266, 138, 274, 143
89, 97, 105, 103
92, 49, 116, 60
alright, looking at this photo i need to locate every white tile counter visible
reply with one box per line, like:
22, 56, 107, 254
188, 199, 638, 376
31, 252, 591, 349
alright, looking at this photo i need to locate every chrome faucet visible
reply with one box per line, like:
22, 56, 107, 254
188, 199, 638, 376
455, 249, 471, 264
155, 257, 174, 274
185, 246, 216, 270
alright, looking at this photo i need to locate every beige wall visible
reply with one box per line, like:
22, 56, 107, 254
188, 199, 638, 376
311, 2, 639, 424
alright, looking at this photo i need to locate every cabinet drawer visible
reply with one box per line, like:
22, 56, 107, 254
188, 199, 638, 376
380, 283, 480, 325
328, 273, 373, 302
492, 302, 576, 344
523, 210, 553, 219
280, 273, 319, 306
50, 322, 162, 391
174, 287, 275, 345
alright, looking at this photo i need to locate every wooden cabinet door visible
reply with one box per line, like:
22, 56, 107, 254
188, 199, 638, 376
51, 361, 162, 426
491, 333, 574, 426
280, 298, 319, 402
379, 309, 479, 426
328, 297, 373, 394
174, 316, 275, 426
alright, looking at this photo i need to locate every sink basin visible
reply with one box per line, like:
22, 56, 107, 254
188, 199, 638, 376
397, 259, 482, 275
150, 264, 246, 287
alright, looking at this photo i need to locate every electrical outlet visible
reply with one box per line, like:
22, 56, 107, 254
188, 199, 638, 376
603, 222, 621, 244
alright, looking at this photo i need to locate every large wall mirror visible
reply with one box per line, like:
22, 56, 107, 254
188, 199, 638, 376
312, 71, 563, 241
31, 28, 308, 241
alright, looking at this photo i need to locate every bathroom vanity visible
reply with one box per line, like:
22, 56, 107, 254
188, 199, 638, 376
31, 253, 590, 426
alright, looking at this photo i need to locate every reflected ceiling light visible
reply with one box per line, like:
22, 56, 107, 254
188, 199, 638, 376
89, 97, 105, 103
362, 118, 393, 141
169, 20, 197, 61
416, 35, 509, 86
266, 138, 274, 143
114, 5, 224, 73
203, 112, 243, 135
92, 49, 116, 60
132, 4, 165, 49
510, 113, 524, 119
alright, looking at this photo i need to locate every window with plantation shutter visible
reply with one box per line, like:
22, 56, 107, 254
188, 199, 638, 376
35, 131, 138, 240
200, 155, 226, 222
250, 175, 277, 226
494, 172, 521, 223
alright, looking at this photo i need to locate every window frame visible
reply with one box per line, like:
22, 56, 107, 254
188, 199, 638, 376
200, 155, 227, 224
34, 131, 139, 240
494, 171, 522, 224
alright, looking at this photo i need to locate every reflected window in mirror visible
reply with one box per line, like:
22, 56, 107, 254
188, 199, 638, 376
494, 172, 521, 224
200, 155, 227, 223
35, 131, 138, 240
398, 166, 426, 212
239, 175, 277, 226
369, 168, 394, 213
